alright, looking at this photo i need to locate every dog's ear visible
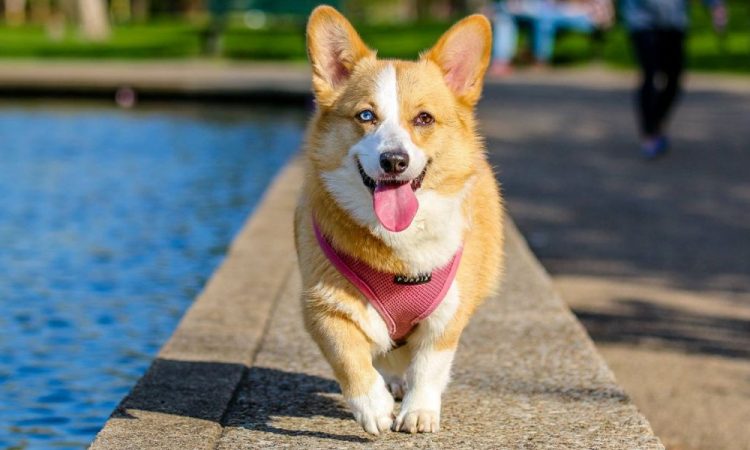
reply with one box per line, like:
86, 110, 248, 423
424, 15, 492, 106
307, 5, 373, 106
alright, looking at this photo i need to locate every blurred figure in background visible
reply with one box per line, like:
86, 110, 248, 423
623, 0, 727, 159
490, 0, 614, 75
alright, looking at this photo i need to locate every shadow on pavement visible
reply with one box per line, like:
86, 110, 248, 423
574, 298, 750, 359
112, 359, 368, 443
481, 83, 750, 295
222, 366, 369, 443
480, 82, 750, 360
112, 358, 244, 422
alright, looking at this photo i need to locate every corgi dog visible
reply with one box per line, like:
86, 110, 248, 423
294, 6, 504, 435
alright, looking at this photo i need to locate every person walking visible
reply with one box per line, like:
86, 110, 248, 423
622, 0, 727, 159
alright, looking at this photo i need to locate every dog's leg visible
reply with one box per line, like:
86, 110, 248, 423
374, 345, 411, 400
393, 344, 455, 433
306, 306, 394, 435
393, 283, 463, 433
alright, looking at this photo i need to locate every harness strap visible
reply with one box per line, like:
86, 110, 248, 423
312, 216, 462, 340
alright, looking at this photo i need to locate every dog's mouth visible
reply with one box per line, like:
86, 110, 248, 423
356, 158, 428, 233
356, 159, 427, 194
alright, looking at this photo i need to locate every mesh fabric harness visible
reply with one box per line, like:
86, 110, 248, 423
313, 217, 462, 341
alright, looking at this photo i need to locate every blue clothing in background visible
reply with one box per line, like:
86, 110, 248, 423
621, 0, 720, 31
493, 1, 595, 63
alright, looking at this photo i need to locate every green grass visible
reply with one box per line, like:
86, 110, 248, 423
0, 20, 451, 60
0, 21, 203, 58
222, 22, 450, 60
0, 1, 747, 73
553, 0, 750, 73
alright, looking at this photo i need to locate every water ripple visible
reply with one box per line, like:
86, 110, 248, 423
0, 102, 306, 449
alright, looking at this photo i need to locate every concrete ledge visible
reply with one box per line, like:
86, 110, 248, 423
91, 158, 663, 449
1, 62, 748, 102
0, 61, 311, 101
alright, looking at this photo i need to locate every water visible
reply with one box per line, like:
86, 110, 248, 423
0, 101, 307, 449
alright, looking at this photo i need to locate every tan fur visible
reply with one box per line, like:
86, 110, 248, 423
294, 6, 503, 434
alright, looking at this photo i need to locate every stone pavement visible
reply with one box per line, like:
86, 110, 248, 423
91, 159, 661, 449
478, 73, 750, 450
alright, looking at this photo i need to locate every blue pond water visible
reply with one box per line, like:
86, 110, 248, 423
0, 102, 306, 449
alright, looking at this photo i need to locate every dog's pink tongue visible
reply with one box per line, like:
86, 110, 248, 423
373, 182, 418, 232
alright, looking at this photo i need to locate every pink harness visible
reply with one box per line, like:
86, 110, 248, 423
313, 218, 462, 341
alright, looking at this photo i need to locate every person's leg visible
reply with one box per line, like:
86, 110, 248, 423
491, 6, 518, 75
531, 11, 557, 64
531, 5, 593, 64
631, 29, 669, 158
631, 30, 660, 138
653, 29, 686, 134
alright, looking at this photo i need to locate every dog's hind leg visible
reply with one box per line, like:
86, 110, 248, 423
374, 345, 411, 400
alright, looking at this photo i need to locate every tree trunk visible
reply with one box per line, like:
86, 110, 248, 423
185, 0, 204, 20
131, 0, 150, 23
5, 0, 28, 26
414, 0, 431, 21
30, 0, 51, 24
77, 0, 110, 41
448, 0, 469, 16
110, 0, 131, 23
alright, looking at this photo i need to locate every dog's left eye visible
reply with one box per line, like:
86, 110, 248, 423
414, 112, 434, 126
356, 109, 376, 123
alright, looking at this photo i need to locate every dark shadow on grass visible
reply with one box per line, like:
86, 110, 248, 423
111, 359, 368, 443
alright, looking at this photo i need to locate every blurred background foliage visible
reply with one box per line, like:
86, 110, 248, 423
0, 0, 747, 72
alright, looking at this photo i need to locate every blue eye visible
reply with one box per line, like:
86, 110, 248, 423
356, 109, 376, 123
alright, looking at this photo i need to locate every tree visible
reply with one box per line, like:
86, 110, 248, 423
30, 0, 52, 24
131, 0, 150, 22
5, 0, 27, 26
77, 0, 110, 40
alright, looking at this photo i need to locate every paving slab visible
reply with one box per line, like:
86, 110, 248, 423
478, 74, 750, 449
91, 157, 662, 449
216, 222, 661, 449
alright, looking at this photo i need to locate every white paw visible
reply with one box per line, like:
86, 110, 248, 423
347, 379, 395, 435
393, 409, 440, 433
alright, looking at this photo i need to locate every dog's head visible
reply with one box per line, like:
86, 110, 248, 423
306, 6, 491, 234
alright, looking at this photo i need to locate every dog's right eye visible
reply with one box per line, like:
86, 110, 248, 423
356, 109, 376, 123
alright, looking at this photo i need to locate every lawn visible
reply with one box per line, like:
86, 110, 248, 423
554, 0, 750, 73
0, 1, 747, 73
0, 20, 453, 61
0, 21, 204, 58
222, 21, 452, 60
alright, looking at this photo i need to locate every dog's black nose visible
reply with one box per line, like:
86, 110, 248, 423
380, 151, 409, 174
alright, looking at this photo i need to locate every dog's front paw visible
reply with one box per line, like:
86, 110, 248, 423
347, 379, 394, 435
393, 409, 440, 433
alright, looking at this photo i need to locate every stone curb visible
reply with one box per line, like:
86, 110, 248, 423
0, 61, 748, 100
0, 61, 311, 101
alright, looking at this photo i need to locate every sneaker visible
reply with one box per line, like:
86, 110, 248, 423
641, 136, 669, 160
